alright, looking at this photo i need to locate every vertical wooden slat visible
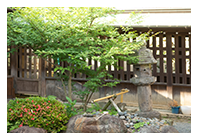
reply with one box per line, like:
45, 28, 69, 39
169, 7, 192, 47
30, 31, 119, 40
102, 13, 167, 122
34, 54, 37, 79
166, 33, 173, 86
94, 60, 97, 71
39, 58, 46, 97
29, 48, 32, 79
127, 63, 130, 81
108, 65, 111, 80
181, 34, 186, 84
11, 46, 17, 77
7, 47, 9, 75
114, 60, 118, 79
82, 59, 86, 79
49, 56, 52, 77
88, 58, 92, 78
189, 35, 191, 77
175, 35, 179, 84
19, 47, 22, 78
120, 60, 124, 80
159, 34, 164, 82
24, 47, 27, 78
152, 36, 157, 76
166, 33, 173, 99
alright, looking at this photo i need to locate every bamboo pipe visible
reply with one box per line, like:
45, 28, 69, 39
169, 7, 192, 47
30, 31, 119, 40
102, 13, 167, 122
92, 89, 129, 103
120, 94, 123, 103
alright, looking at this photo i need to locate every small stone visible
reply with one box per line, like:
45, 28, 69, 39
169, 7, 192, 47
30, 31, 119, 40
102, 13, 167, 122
159, 122, 164, 125
96, 111, 100, 115
119, 116, 125, 120
136, 120, 140, 123
144, 123, 148, 126
134, 114, 138, 117
156, 125, 160, 129
125, 118, 129, 121
130, 115, 134, 119
118, 112, 125, 116
131, 127, 134, 129
130, 122, 134, 126
126, 125, 130, 128
132, 120, 137, 123
160, 120, 166, 123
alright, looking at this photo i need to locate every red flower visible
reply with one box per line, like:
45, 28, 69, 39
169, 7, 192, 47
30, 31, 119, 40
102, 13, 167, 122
17, 101, 18, 104
32, 100, 34, 103
19, 123, 23, 127
31, 118, 34, 120
46, 106, 50, 109
33, 115, 35, 117
20, 114, 23, 117
46, 123, 48, 125
10, 119, 12, 120
29, 112, 31, 115
26, 99, 29, 101
48, 101, 50, 103
24, 108, 27, 112
9, 109, 12, 111
33, 105, 36, 107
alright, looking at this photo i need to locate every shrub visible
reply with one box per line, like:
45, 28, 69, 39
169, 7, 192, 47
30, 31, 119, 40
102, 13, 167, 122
7, 96, 69, 133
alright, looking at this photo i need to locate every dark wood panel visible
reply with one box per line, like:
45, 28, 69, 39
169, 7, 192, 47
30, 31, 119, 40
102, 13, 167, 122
16, 79, 38, 92
7, 77, 15, 99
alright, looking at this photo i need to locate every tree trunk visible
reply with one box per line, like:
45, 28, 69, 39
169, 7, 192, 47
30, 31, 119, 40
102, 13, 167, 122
68, 71, 72, 100
61, 78, 68, 97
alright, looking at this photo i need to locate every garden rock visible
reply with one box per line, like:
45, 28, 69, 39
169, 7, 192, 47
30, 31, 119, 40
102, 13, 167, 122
160, 126, 179, 133
138, 126, 160, 133
136, 110, 161, 120
117, 103, 127, 111
9, 126, 47, 133
66, 115, 127, 133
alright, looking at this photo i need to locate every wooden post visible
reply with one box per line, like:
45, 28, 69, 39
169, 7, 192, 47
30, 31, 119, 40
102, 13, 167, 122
109, 98, 121, 113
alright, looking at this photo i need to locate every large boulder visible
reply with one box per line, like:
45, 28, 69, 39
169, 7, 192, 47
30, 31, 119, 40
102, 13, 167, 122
160, 126, 179, 133
9, 126, 47, 133
66, 115, 127, 133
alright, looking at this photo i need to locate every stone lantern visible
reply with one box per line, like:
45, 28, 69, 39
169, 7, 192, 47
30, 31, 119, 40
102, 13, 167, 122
130, 43, 161, 119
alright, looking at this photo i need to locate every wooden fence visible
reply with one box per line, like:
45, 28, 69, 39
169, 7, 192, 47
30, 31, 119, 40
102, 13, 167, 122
7, 27, 191, 101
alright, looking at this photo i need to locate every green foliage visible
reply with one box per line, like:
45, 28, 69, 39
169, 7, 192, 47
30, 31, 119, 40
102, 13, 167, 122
108, 106, 118, 116
134, 122, 145, 130
63, 96, 77, 118
86, 102, 102, 113
7, 7, 155, 109
7, 96, 69, 133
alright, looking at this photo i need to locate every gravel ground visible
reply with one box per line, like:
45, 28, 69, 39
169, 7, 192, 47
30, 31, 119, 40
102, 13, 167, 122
172, 120, 191, 133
